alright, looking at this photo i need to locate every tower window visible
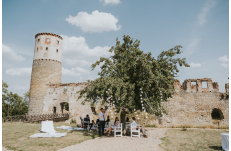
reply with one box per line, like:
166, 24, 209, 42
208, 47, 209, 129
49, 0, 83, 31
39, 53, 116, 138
38, 39, 40, 42
57, 40, 59, 44
56, 49, 58, 53
46, 47, 48, 51
47, 38, 50, 42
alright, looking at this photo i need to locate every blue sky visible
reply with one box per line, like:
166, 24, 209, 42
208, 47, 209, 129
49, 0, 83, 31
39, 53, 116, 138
2, 0, 229, 96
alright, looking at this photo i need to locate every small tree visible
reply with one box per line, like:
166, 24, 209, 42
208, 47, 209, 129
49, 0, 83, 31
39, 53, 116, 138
78, 35, 189, 123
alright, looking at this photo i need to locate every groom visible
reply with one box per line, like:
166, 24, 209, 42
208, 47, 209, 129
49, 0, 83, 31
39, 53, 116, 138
98, 108, 105, 136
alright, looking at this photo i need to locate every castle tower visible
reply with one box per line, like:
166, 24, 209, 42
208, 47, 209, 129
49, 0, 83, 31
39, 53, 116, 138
28, 33, 63, 115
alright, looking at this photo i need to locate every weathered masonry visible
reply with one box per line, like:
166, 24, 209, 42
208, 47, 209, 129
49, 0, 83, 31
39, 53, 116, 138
28, 33, 93, 123
162, 78, 229, 127
28, 33, 228, 127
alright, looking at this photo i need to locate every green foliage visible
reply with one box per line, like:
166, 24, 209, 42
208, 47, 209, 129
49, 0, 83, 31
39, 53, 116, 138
63, 103, 69, 111
2, 81, 28, 117
71, 119, 76, 124
78, 35, 189, 114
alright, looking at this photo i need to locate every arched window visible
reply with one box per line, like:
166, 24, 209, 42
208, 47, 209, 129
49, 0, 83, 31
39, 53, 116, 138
211, 108, 224, 120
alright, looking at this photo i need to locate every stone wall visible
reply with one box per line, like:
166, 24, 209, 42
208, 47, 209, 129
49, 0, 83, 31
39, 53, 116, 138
43, 82, 93, 124
161, 79, 229, 127
28, 59, 62, 115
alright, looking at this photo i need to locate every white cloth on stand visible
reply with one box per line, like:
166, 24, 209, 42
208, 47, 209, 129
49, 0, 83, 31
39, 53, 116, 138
221, 133, 229, 151
40, 121, 56, 134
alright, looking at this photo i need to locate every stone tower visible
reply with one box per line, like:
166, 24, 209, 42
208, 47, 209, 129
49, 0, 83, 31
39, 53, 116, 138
28, 33, 63, 115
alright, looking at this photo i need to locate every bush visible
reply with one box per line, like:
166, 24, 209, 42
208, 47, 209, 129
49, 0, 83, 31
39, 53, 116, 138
71, 119, 76, 124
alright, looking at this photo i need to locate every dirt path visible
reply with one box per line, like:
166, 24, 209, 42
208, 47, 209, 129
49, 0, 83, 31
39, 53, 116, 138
58, 128, 166, 151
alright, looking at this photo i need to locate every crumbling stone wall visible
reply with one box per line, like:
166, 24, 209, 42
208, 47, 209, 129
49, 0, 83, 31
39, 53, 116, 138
43, 82, 93, 124
162, 79, 229, 127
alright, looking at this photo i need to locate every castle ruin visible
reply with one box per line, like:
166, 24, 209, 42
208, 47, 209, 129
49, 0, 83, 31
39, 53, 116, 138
28, 33, 229, 127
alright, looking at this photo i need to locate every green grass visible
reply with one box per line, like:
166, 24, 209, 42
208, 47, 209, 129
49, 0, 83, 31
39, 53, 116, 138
160, 129, 229, 151
2, 122, 99, 151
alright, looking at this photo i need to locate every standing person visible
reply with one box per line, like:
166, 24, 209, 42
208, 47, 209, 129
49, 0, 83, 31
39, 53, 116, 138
24, 113, 28, 121
106, 116, 110, 123
98, 108, 105, 136
132, 117, 147, 138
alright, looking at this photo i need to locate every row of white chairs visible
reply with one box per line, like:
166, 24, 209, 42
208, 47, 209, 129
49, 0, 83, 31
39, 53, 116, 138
83, 121, 140, 138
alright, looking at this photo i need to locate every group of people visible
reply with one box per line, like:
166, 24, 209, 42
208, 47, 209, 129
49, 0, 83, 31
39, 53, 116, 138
80, 108, 147, 138
98, 108, 147, 138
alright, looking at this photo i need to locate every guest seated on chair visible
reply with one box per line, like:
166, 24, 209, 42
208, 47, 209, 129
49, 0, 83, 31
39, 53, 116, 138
83, 114, 90, 129
126, 117, 130, 122
104, 117, 120, 137
89, 120, 96, 130
106, 116, 110, 124
132, 117, 147, 138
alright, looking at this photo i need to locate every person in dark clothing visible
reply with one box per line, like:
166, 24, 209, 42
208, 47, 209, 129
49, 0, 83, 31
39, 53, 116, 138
83, 114, 90, 129
106, 116, 110, 123
126, 117, 130, 122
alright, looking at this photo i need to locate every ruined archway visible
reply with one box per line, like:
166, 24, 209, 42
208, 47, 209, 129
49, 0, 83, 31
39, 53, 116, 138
60, 102, 69, 114
211, 108, 224, 120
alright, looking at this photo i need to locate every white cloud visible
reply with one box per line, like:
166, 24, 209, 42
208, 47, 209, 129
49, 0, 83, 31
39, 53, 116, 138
6, 67, 32, 76
62, 67, 89, 77
190, 62, 201, 68
65, 59, 92, 66
220, 63, 228, 68
197, 0, 216, 25
100, 0, 121, 5
218, 55, 229, 62
61, 35, 112, 67
14, 85, 29, 90
2, 44, 25, 61
186, 38, 201, 54
66, 10, 121, 33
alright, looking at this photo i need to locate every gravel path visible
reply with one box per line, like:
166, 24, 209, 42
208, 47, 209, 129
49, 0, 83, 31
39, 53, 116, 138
58, 128, 166, 151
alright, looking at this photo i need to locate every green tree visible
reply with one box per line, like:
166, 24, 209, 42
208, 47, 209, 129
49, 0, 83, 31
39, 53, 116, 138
64, 103, 69, 111
2, 81, 28, 117
78, 35, 189, 121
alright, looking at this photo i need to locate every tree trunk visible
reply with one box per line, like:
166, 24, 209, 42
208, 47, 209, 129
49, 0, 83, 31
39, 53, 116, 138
120, 108, 126, 135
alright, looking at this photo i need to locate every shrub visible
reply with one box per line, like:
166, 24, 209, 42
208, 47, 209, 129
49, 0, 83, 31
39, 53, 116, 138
71, 119, 76, 124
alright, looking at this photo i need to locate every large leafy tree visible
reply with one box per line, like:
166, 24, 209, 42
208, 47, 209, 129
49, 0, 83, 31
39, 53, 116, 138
79, 35, 189, 119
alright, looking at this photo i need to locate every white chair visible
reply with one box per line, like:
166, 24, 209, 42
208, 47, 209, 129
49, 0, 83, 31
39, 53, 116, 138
131, 123, 140, 138
112, 123, 122, 137
104, 122, 109, 131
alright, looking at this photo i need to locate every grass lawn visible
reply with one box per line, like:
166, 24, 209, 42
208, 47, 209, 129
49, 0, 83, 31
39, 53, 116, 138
160, 128, 229, 151
2, 122, 98, 151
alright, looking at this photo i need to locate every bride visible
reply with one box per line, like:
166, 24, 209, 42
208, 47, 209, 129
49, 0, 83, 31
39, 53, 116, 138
104, 117, 120, 137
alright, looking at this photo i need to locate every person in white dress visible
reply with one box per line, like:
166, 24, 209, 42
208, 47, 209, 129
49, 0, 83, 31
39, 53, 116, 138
104, 117, 120, 137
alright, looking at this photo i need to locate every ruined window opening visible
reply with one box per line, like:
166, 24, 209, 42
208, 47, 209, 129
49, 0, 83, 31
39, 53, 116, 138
46, 47, 48, 51
202, 81, 208, 88
211, 108, 224, 120
47, 38, 50, 42
64, 86, 67, 92
56, 49, 58, 53
53, 106, 56, 114
38, 39, 40, 42
57, 40, 59, 44
191, 82, 196, 85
